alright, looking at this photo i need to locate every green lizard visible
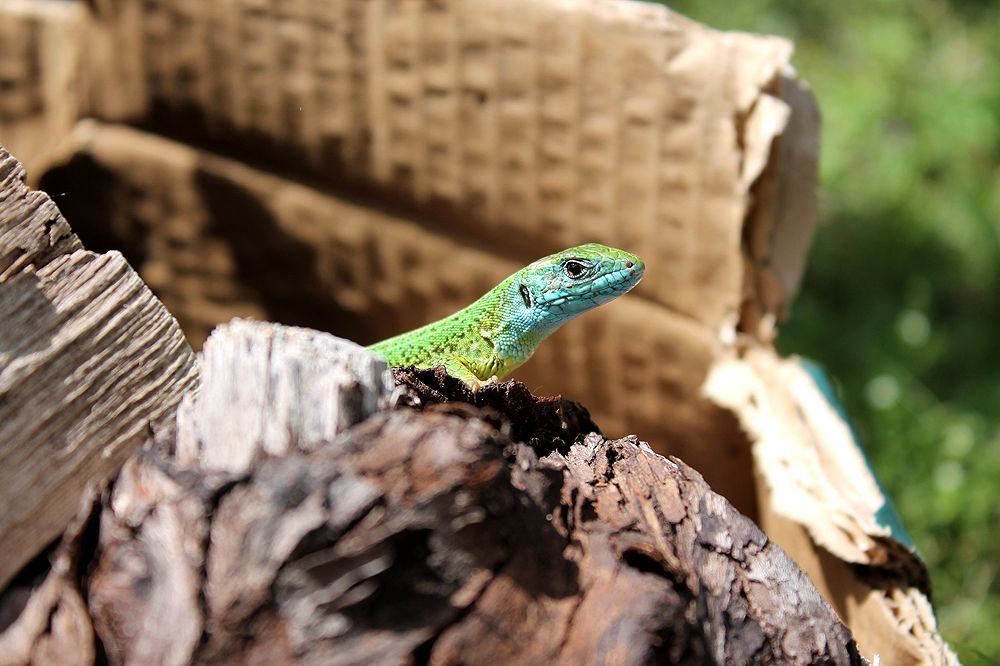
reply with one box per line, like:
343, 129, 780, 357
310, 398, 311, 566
367, 243, 644, 389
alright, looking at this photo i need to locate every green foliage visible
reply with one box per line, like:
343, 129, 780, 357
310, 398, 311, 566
662, 0, 1000, 662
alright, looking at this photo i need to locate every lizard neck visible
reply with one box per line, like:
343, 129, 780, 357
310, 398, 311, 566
476, 279, 559, 372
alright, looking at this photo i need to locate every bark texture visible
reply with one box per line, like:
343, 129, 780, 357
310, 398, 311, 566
45, 341, 861, 666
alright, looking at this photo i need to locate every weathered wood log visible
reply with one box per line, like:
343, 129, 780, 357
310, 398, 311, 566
174, 318, 395, 473
11, 323, 856, 666
0, 146, 199, 594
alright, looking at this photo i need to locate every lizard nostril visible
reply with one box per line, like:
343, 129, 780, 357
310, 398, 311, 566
626, 261, 634, 268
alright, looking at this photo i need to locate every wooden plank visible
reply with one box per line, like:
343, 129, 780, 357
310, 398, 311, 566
0, 147, 81, 278
0, 144, 199, 591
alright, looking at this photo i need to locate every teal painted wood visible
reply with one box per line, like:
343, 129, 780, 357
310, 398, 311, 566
367, 243, 644, 387
800, 359, 917, 551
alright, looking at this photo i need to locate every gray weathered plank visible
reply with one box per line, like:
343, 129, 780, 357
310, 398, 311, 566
175, 318, 395, 473
0, 148, 81, 279
0, 144, 199, 591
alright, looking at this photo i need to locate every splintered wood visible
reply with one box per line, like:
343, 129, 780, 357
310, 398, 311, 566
0, 147, 199, 592
174, 319, 395, 472
80, 324, 862, 666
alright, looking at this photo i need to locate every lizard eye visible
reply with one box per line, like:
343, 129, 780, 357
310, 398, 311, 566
564, 260, 586, 279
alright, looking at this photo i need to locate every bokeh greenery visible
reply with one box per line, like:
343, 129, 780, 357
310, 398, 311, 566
661, 0, 1000, 662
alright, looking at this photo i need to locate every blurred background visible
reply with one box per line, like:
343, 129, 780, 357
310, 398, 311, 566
664, 0, 1000, 662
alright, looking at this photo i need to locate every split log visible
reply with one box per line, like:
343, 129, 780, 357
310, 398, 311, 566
173, 318, 395, 473
0, 146, 199, 594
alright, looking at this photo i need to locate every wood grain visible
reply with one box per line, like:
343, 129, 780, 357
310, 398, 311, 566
81, 363, 863, 666
175, 318, 395, 473
0, 145, 199, 592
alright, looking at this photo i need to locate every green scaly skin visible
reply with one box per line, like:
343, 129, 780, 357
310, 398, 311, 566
367, 243, 644, 388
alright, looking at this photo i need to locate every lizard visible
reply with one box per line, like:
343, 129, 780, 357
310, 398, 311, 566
367, 243, 644, 389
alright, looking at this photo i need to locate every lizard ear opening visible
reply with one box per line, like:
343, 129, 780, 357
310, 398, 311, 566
519, 283, 532, 309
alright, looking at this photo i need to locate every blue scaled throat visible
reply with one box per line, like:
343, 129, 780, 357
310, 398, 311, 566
367, 243, 645, 389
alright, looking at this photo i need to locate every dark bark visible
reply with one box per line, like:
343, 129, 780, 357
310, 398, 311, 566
78, 366, 862, 666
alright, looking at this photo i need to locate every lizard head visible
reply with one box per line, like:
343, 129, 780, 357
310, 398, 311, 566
513, 243, 645, 335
